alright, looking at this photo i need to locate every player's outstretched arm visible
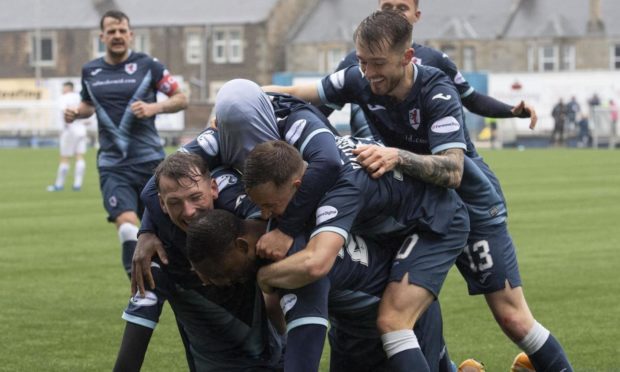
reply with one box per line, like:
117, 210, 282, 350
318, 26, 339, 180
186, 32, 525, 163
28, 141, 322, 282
462, 92, 537, 130
257, 231, 343, 293
262, 84, 322, 106
512, 100, 538, 129
396, 148, 465, 189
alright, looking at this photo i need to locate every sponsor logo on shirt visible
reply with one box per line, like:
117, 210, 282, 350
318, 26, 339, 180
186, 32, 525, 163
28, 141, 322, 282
408, 108, 421, 130
316, 205, 338, 225
125, 63, 137, 75
367, 104, 386, 111
430, 116, 460, 133
432, 93, 452, 101
234, 195, 246, 210
329, 70, 346, 90
285, 119, 306, 145
130, 290, 158, 307
454, 71, 466, 84
91, 78, 136, 87
196, 130, 219, 156
479, 271, 492, 284
90, 68, 102, 76
280, 294, 297, 316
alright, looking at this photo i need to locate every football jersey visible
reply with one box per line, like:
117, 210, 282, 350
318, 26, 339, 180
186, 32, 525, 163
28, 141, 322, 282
181, 93, 342, 236
336, 48, 508, 227
279, 232, 396, 332
138, 168, 259, 289
309, 136, 462, 243
320, 64, 506, 227
127, 167, 283, 370
80, 51, 175, 167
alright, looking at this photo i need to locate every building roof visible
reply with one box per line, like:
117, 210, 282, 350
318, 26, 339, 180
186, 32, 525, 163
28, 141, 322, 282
0, 0, 279, 31
289, 0, 620, 45
504, 0, 620, 38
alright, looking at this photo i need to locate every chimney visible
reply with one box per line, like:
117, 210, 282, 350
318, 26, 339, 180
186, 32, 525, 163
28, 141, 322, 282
587, 0, 605, 35
92, 0, 120, 16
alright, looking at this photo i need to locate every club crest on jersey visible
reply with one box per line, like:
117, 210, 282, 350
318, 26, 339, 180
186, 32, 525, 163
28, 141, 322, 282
125, 63, 137, 75
408, 108, 421, 130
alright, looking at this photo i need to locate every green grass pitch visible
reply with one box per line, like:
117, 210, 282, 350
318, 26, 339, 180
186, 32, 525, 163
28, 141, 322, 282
0, 147, 619, 371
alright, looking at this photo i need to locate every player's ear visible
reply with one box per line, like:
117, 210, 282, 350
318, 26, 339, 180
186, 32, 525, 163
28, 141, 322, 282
403, 47, 414, 66
292, 178, 302, 190
210, 179, 219, 199
236, 237, 250, 255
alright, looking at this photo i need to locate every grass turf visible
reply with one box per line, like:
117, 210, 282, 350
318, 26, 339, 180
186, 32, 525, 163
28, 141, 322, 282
0, 147, 618, 371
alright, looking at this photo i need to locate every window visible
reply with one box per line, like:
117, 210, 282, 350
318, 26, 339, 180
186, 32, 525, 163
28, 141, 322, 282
208, 81, 226, 103
318, 47, 346, 74
30, 31, 56, 67
212, 27, 244, 64
611, 44, 620, 70
186, 33, 203, 64
538, 44, 574, 71
539, 45, 557, 71
462, 46, 476, 72
92, 32, 106, 58
560, 45, 575, 70
133, 30, 150, 54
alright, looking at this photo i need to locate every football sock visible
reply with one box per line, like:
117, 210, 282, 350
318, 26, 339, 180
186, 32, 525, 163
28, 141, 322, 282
285, 324, 326, 372
382, 330, 430, 372
73, 159, 86, 189
518, 321, 573, 372
54, 163, 70, 188
438, 344, 456, 372
118, 223, 139, 278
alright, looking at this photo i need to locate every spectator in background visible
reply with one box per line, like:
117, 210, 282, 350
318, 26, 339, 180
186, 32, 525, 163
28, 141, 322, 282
588, 93, 601, 109
48, 81, 93, 192
566, 96, 580, 133
577, 113, 591, 148
551, 98, 568, 146
609, 99, 618, 140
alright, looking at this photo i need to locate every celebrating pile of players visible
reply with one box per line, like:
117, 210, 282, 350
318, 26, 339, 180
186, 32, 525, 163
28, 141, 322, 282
78, 2, 573, 372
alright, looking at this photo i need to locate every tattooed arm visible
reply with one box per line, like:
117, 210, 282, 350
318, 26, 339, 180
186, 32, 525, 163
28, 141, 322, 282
397, 148, 464, 188
352, 144, 464, 188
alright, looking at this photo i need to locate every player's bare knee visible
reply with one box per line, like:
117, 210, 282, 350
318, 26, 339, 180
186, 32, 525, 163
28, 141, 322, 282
115, 211, 140, 228
497, 310, 532, 341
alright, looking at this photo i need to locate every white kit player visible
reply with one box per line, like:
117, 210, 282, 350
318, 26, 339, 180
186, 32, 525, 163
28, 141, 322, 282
48, 81, 92, 192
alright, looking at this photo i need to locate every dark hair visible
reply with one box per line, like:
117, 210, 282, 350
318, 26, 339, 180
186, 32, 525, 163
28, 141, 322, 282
243, 140, 304, 191
63, 81, 74, 89
186, 209, 241, 265
154, 152, 211, 193
100, 10, 130, 30
353, 9, 412, 55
